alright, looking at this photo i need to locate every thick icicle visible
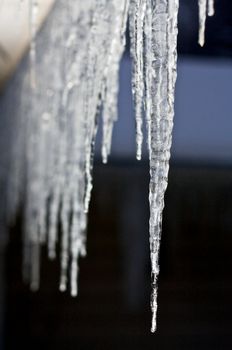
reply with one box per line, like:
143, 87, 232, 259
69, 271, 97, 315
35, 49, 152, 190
145, 0, 179, 332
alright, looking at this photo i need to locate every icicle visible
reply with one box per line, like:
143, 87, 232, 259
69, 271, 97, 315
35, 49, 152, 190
83, 1, 105, 213
198, 0, 215, 46
143, 0, 179, 332
144, 0, 152, 155
129, 0, 147, 160
84, 0, 128, 211
59, 191, 70, 292
198, 0, 207, 47
30, 242, 40, 291
101, 0, 129, 164
208, 0, 215, 17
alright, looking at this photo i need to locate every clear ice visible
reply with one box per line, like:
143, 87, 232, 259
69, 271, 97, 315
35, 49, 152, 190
128, 0, 179, 332
5, 0, 213, 332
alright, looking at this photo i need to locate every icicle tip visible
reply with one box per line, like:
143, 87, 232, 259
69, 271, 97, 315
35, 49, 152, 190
198, 35, 205, 47
30, 281, 39, 292
48, 249, 56, 260
151, 313, 157, 333
59, 283, 67, 292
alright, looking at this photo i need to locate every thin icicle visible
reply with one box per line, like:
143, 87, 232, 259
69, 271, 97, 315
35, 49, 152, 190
59, 192, 70, 292
198, 0, 207, 46
208, 0, 215, 16
144, 0, 152, 155
30, 242, 40, 291
83, 0, 108, 213
129, 0, 147, 160
198, 0, 215, 46
101, 0, 129, 164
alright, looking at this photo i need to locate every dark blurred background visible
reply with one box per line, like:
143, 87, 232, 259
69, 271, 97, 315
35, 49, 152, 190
1, 0, 232, 349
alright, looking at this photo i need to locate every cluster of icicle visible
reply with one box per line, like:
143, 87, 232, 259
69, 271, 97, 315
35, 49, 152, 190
9, 0, 129, 296
7, 0, 213, 332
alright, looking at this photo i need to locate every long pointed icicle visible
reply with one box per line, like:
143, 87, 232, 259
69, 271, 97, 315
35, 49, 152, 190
147, 0, 179, 332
